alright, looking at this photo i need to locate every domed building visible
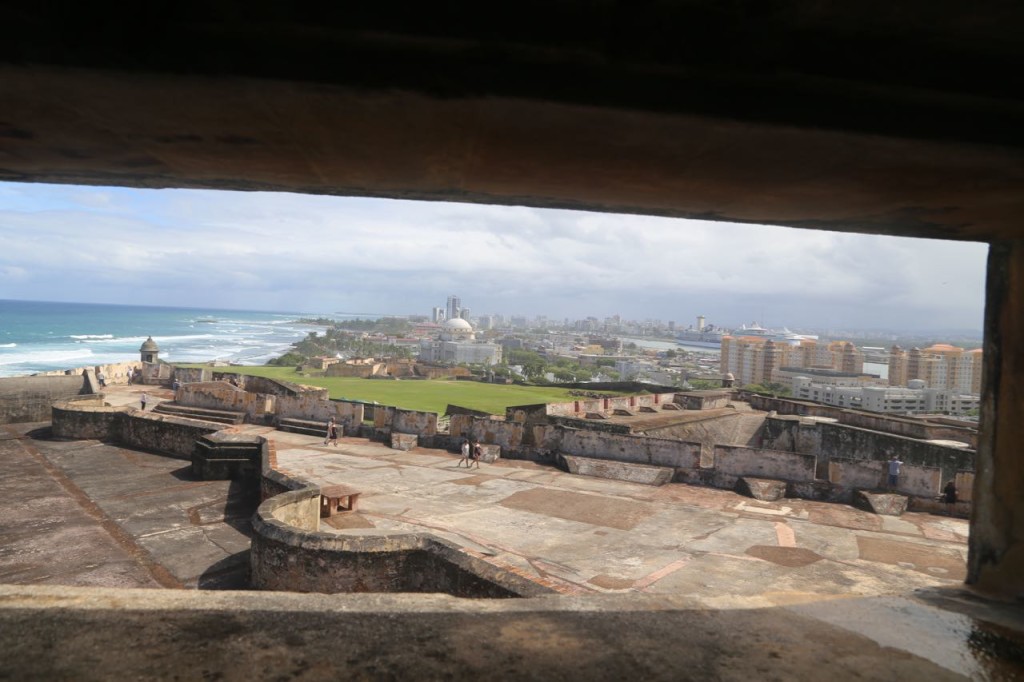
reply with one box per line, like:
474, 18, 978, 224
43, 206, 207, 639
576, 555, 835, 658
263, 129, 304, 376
419, 317, 501, 365
439, 317, 475, 342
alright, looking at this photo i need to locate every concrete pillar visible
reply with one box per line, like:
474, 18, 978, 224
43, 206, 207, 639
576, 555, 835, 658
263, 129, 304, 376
968, 241, 1024, 595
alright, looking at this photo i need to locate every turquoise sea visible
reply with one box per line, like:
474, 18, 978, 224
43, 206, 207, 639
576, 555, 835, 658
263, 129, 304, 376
0, 299, 341, 377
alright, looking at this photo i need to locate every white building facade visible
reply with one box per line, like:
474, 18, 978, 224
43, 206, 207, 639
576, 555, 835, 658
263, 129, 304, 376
418, 318, 502, 366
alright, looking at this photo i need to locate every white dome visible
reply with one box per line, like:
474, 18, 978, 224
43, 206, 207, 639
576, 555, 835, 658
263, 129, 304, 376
443, 318, 473, 331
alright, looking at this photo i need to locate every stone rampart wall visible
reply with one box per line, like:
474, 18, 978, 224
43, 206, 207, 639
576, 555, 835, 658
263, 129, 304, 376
33, 362, 140, 385
173, 367, 214, 383
712, 445, 817, 489
555, 427, 701, 471
675, 392, 731, 410
828, 458, 942, 497
51, 398, 123, 440
374, 406, 438, 437
119, 413, 222, 460
747, 393, 976, 446
51, 399, 220, 459
178, 382, 274, 421
274, 395, 364, 432
250, 499, 548, 597
0, 375, 89, 424
816, 422, 974, 486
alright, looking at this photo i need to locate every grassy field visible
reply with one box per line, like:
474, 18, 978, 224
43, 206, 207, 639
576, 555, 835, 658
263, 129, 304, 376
186, 365, 622, 415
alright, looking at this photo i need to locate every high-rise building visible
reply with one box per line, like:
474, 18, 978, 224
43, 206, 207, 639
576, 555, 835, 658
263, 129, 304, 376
721, 336, 864, 387
431, 307, 444, 323
446, 295, 461, 322
889, 344, 982, 394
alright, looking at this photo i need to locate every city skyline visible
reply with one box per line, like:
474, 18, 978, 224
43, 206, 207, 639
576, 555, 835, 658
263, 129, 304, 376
0, 181, 988, 333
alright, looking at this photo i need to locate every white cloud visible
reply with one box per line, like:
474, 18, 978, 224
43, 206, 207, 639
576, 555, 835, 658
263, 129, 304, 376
0, 182, 987, 331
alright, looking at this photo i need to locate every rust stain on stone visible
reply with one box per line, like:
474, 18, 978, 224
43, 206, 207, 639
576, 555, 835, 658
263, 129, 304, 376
588, 574, 635, 590
499, 488, 653, 530
746, 545, 824, 567
857, 536, 967, 580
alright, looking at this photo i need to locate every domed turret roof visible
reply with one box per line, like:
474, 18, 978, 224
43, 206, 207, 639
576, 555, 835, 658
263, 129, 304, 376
140, 336, 160, 352
443, 318, 473, 331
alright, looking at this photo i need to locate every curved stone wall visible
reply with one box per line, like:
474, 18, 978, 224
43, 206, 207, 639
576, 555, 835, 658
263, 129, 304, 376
51, 398, 124, 440
250, 488, 553, 598
51, 398, 223, 459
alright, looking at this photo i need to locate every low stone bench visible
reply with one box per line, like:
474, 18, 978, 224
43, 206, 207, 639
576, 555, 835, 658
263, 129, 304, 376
319, 484, 362, 517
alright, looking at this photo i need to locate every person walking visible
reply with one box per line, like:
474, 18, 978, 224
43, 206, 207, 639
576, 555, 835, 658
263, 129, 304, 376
887, 455, 903, 489
140, 392, 148, 411
943, 480, 958, 514
324, 418, 338, 446
472, 441, 482, 469
457, 438, 471, 467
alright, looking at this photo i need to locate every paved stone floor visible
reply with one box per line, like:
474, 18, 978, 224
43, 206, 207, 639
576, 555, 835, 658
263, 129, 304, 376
268, 429, 970, 605
0, 421, 254, 590
3, 401, 1024, 680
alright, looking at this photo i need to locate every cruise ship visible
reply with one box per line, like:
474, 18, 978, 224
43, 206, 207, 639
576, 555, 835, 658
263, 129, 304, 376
677, 317, 818, 349
676, 315, 726, 348
732, 322, 819, 346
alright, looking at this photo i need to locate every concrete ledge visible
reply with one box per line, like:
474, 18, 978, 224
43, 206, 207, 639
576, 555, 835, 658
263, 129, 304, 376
561, 454, 674, 486
1, 585, 1017, 680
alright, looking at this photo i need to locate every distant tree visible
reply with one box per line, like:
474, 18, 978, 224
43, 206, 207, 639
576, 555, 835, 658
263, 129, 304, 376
743, 382, 792, 397
267, 352, 305, 366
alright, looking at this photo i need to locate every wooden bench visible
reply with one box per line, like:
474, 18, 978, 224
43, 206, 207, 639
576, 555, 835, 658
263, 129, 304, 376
319, 484, 362, 517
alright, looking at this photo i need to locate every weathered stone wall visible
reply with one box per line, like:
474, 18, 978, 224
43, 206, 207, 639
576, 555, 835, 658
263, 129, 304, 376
119, 413, 222, 460
51, 398, 123, 440
51, 398, 220, 459
34, 361, 140, 385
675, 391, 731, 410
375, 406, 438, 437
554, 428, 701, 470
177, 381, 274, 421
828, 458, 942, 497
747, 393, 977, 447
172, 367, 214, 383
456, 417, 527, 453
761, 416, 823, 456
0, 375, 89, 424
218, 374, 327, 399
251, 499, 549, 597
816, 422, 974, 486
712, 445, 817, 488
275, 396, 364, 432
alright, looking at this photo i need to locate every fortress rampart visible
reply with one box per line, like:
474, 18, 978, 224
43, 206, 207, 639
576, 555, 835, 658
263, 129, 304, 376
50, 397, 558, 597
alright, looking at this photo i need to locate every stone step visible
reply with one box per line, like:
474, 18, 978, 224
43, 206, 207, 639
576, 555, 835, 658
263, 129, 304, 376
279, 417, 330, 437
151, 403, 245, 425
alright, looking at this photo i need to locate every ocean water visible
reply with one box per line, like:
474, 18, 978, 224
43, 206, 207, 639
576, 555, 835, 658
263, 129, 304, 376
0, 299, 329, 377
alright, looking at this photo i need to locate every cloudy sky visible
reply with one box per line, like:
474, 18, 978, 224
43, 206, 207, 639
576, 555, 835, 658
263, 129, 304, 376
0, 181, 987, 333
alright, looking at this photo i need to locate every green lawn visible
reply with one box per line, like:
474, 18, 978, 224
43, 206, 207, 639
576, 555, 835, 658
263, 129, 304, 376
183, 365, 623, 415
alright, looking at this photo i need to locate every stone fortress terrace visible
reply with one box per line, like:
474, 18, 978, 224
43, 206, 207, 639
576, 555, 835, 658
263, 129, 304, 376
2, 376, 1022, 678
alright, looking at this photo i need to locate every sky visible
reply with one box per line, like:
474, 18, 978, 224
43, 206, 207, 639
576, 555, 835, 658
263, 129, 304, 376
0, 181, 988, 334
